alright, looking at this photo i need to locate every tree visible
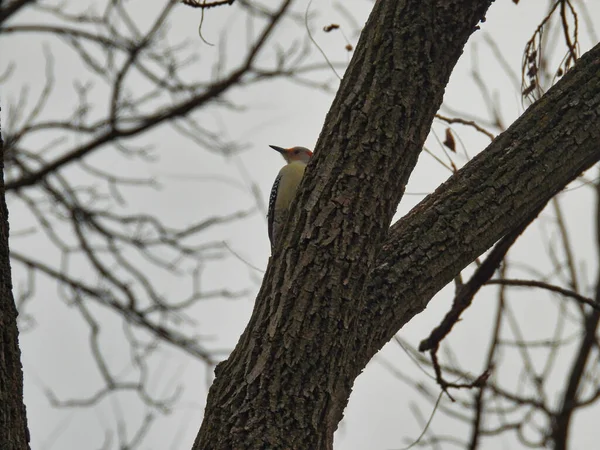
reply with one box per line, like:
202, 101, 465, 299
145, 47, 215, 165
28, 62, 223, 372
1, 0, 338, 447
193, 0, 600, 448
1, 0, 600, 449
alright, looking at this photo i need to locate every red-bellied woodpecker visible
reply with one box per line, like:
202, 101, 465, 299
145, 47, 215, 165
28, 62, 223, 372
267, 145, 313, 252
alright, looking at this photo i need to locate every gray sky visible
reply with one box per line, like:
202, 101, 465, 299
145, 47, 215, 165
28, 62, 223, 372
3, 0, 600, 449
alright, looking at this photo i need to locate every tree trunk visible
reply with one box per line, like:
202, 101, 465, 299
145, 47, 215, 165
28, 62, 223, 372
194, 1, 494, 448
0, 127, 30, 449
195, 0, 600, 445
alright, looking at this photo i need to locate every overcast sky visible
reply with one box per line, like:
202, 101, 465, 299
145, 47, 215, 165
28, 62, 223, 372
3, 0, 600, 449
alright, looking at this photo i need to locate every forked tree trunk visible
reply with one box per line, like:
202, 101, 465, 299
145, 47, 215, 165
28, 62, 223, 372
194, 0, 600, 447
195, 1, 491, 448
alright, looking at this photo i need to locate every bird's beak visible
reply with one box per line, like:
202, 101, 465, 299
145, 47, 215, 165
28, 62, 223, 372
269, 145, 287, 154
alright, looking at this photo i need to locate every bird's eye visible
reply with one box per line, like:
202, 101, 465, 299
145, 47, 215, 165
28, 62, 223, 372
293, 149, 299, 154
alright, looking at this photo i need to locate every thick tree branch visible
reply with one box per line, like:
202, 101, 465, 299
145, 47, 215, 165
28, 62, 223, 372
360, 41, 600, 366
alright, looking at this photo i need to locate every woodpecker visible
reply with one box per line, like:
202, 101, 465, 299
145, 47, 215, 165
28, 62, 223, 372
267, 145, 313, 252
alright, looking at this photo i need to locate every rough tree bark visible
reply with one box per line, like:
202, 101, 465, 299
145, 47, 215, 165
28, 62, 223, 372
194, 0, 600, 449
0, 127, 30, 448
195, 0, 495, 448
357, 40, 600, 368
0, 0, 598, 449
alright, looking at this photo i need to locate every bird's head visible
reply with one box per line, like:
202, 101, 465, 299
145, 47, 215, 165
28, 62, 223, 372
269, 145, 313, 164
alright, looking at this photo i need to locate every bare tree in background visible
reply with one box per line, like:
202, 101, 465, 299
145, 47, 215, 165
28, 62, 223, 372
1, 0, 346, 448
2, 0, 600, 450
